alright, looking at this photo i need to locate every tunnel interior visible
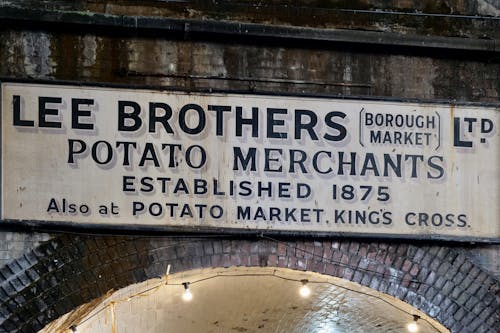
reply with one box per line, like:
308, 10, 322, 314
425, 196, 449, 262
40, 267, 449, 333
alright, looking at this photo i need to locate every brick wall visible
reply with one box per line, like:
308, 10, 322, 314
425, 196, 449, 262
0, 1, 498, 332
0, 235, 498, 332
1, 31, 499, 103
0, 232, 50, 268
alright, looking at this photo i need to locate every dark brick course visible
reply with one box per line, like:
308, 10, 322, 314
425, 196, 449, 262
0, 235, 497, 332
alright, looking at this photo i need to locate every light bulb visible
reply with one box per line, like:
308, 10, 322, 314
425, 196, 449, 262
299, 285, 311, 297
299, 279, 311, 297
182, 282, 193, 301
407, 315, 420, 332
407, 322, 418, 332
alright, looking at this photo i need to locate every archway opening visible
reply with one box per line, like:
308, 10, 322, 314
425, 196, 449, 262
41, 267, 449, 333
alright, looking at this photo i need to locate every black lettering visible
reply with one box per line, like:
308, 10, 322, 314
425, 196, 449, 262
161, 144, 182, 167
118, 101, 142, 132
208, 105, 232, 136
210, 205, 223, 219
382, 211, 392, 225
180, 204, 193, 218
116, 141, 137, 166
370, 130, 381, 143
165, 203, 178, 217
431, 213, 443, 227
285, 208, 297, 222
289, 149, 308, 173
405, 212, 416, 225
236, 106, 258, 137
453, 117, 472, 148
79, 205, 89, 214
445, 214, 454, 227
360, 153, 380, 176
157, 177, 172, 193
427, 156, 445, 179
185, 145, 206, 169
238, 181, 252, 196
365, 112, 373, 126
194, 179, 208, 195
301, 209, 311, 223
278, 182, 291, 198
269, 207, 281, 221
140, 177, 154, 192
174, 179, 189, 194
457, 214, 467, 227
257, 182, 272, 197
195, 204, 207, 218
132, 201, 145, 215
294, 110, 318, 140
213, 179, 225, 195
267, 108, 287, 139
323, 111, 347, 142
297, 183, 311, 198
123, 176, 135, 192
149, 102, 173, 133
264, 148, 283, 172
39, 97, 62, 128
139, 142, 160, 167
418, 213, 429, 226
13, 95, 34, 127
72, 98, 94, 130
405, 155, 424, 178
334, 210, 346, 223
233, 147, 257, 171
481, 119, 493, 134
383, 154, 402, 177
149, 203, 163, 217
237, 206, 251, 219
91, 140, 113, 165
47, 198, 59, 212
312, 151, 333, 174
338, 152, 357, 176
179, 104, 206, 135
68, 139, 87, 163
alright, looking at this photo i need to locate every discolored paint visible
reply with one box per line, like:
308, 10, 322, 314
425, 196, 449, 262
1, 30, 498, 102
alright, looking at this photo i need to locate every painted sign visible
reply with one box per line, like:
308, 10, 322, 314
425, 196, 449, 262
1, 82, 499, 240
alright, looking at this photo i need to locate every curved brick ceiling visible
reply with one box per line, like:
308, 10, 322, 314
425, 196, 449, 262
41, 267, 447, 333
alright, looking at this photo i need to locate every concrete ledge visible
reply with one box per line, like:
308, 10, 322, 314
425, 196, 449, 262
0, 5, 498, 54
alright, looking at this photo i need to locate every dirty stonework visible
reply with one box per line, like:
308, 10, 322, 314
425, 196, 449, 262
0, 1, 499, 332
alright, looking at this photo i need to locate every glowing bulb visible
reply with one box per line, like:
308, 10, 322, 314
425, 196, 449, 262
299, 279, 311, 298
407, 315, 420, 332
182, 282, 193, 301
407, 322, 418, 332
299, 285, 311, 297
183, 289, 193, 301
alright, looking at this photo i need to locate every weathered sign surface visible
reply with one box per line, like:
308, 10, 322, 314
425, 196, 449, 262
1, 82, 498, 240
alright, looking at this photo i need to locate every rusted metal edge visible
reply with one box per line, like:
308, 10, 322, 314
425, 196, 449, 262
2, 78, 500, 108
0, 219, 498, 244
0, 5, 498, 54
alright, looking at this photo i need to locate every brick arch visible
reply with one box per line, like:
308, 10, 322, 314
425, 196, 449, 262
0, 234, 497, 332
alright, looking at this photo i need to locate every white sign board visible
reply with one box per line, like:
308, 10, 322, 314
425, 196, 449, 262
1, 82, 499, 240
